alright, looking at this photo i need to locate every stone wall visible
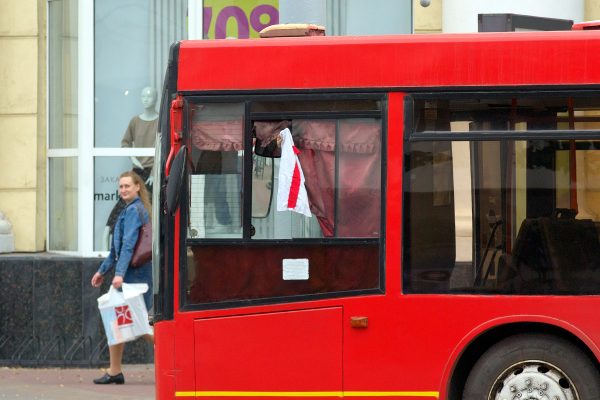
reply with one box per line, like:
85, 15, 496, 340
0, 254, 152, 367
0, 0, 46, 252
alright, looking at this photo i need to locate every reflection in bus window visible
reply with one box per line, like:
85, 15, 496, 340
414, 96, 600, 133
405, 95, 600, 294
405, 139, 600, 294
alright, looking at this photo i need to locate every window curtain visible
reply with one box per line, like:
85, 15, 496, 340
192, 118, 382, 238
292, 119, 381, 238
191, 120, 244, 152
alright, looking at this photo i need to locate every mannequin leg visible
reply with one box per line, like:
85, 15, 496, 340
108, 343, 125, 375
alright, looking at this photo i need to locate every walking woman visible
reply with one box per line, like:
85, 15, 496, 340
91, 171, 153, 384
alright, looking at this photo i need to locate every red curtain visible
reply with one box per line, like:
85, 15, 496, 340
293, 120, 381, 237
190, 119, 243, 151
192, 118, 382, 238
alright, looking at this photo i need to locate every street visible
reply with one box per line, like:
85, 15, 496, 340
0, 364, 154, 399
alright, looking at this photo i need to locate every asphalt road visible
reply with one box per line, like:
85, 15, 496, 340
0, 364, 154, 399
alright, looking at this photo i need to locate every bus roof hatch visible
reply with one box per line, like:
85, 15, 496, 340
259, 23, 326, 38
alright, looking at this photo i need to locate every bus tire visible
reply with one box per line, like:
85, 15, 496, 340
463, 333, 600, 400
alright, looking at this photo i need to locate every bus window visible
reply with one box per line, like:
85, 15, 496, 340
250, 154, 274, 219
188, 103, 244, 239
405, 95, 600, 295
252, 118, 382, 240
405, 138, 600, 294
184, 98, 383, 306
414, 96, 600, 133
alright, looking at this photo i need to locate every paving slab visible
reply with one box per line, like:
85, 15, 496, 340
0, 364, 154, 399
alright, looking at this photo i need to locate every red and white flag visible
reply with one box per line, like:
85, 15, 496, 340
277, 128, 312, 217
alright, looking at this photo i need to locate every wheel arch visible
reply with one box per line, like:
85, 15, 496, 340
444, 321, 600, 400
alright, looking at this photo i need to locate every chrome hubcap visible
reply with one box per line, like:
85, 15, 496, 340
490, 362, 578, 400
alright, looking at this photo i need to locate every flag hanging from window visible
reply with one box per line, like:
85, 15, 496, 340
277, 128, 312, 217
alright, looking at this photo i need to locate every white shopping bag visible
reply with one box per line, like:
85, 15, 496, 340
97, 283, 152, 346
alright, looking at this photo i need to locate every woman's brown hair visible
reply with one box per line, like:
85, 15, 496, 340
119, 170, 151, 219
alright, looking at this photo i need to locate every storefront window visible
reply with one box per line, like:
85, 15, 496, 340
93, 0, 187, 251
49, 158, 78, 251
48, 0, 78, 149
94, 0, 187, 148
48, 0, 78, 252
94, 157, 153, 251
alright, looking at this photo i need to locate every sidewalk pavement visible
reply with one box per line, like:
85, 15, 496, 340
0, 364, 154, 399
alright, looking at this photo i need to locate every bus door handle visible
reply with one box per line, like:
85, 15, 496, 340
350, 316, 369, 329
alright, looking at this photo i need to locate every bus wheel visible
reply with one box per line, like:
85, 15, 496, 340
463, 334, 600, 400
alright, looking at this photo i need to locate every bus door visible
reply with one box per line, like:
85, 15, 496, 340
181, 97, 384, 396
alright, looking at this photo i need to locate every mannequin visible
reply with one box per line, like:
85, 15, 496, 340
102, 87, 158, 250
121, 86, 158, 185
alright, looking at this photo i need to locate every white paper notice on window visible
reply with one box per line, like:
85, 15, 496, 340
282, 258, 309, 280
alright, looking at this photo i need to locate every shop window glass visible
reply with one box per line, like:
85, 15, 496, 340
48, 0, 78, 149
94, 0, 187, 148
48, 0, 78, 252
49, 158, 78, 251
92, 0, 187, 251
94, 157, 149, 251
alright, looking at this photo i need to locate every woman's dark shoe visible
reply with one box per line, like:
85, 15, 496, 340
93, 372, 125, 384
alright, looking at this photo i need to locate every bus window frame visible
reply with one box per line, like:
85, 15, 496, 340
152, 51, 179, 323
178, 92, 388, 312
408, 90, 600, 141
402, 89, 600, 295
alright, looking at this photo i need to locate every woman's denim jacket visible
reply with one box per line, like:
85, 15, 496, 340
98, 197, 149, 277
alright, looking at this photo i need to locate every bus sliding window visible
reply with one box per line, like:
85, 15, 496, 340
188, 103, 243, 239
413, 96, 600, 133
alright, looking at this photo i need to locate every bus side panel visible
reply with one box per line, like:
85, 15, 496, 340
192, 307, 343, 394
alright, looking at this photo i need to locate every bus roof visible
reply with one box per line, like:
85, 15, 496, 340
176, 30, 600, 92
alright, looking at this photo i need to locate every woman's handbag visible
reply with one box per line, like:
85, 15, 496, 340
131, 206, 152, 267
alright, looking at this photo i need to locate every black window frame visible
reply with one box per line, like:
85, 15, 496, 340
179, 92, 388, 311
408, 90, 600, 141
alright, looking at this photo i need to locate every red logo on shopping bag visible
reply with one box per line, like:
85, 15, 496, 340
115, 305, 133, 326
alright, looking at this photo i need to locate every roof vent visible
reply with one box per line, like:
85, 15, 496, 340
572, 20, 600, 30
259, 23, 326, 38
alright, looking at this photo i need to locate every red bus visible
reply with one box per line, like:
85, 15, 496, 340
153, 29, 600, 400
